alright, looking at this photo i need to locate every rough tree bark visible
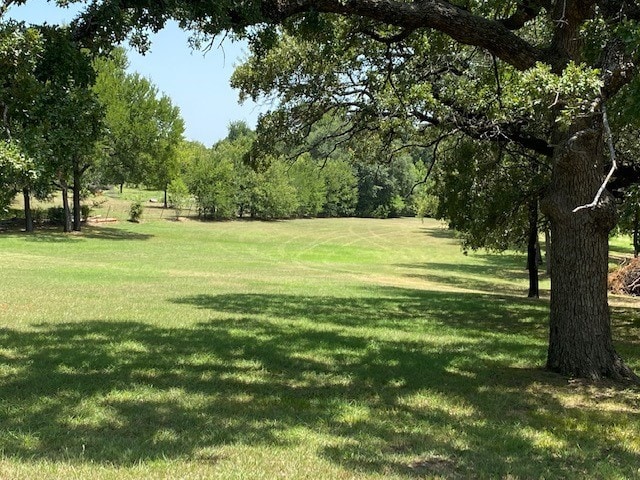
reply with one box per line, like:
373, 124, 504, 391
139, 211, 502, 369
542, 115, 637, 381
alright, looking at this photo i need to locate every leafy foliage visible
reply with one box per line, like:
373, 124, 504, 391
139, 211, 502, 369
128, 200, 143, 222
0, 139, 37, 211
92, 48, 184, 190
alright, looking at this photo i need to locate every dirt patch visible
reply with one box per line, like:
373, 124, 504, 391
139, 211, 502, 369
409, 454, 457, 476
86, 216, 118, 224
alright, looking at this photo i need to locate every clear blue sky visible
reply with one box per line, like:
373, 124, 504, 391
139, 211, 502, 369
6, 0, 265, 146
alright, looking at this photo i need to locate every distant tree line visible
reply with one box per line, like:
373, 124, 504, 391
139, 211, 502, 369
174, 119, 436, 221
0, 20, 434, 228
0, 21, 183, 233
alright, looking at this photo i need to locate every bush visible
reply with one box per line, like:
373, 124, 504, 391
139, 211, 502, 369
371, 204, 390, 219
47, 206, 66, 226
80, 204, 92, 221
31, 207, 45, 225
129, 201, 144, 222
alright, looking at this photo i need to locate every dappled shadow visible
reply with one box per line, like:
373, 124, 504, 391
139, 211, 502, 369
0, 225, 153, 242
398, 257, 550, 297
0, 228, 77, 242
80, 225, 154, 241
610, 239, 635, 258
1, 287, 638, 477
417, 225, 459, 242
611, 304, 640, 362
172, 288, 549, 338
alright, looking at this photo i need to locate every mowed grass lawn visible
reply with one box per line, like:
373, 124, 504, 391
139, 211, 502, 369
0, 216, 639, 479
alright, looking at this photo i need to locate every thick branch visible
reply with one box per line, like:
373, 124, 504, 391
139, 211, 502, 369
263, 0, 544, 70
414, 85, 553, 157
73, 0, 545, 71
361, 27, 415, 44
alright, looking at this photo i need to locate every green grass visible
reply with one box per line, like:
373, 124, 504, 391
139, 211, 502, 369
0, 215, 639, 479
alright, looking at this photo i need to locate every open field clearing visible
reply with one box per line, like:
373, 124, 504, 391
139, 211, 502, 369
0, 216, 639, 479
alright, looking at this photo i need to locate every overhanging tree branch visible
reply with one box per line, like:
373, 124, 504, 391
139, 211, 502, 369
72, 0, 546, 70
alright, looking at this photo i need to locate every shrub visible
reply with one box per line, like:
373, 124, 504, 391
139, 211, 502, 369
31, 208, 45, 225
80, 204, 92, 221
371, 204, 390, 219
47, 206, 66, 226
129, 201, 143, 222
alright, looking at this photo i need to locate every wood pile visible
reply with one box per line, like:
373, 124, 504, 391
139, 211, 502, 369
609, 258, 640, 296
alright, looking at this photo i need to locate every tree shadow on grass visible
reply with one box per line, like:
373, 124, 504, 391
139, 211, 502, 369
1, 288, 638, 477
399, 257, 549, 297
173, 289, 549, 338
80, 225, 154, 241
611, 304, 640, 363
417, 224, 460, 243
0, 225, 153, 242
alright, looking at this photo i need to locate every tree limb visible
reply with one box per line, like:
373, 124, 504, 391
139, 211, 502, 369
573, 103, 616, 213
73, 0, 545, 71
264, 0, 545, 70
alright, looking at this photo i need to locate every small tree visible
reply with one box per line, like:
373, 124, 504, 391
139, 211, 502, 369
168, 177, 189, 219
187, 149, 236, 220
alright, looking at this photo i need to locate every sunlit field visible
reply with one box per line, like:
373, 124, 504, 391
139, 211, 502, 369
1, 208, 639, 479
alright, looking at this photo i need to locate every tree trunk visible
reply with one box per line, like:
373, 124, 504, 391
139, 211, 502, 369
544, 228, 551, 275
120, 183, 124, 194
61, 185, 72, 233
164, 187, 168, 209
23, 188, 33, 233
634, 205, 639, 258
72, 161, 82, 232
542, 116, 637, 381
527, 198, 539, 298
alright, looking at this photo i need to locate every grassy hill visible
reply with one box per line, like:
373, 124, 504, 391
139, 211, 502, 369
0, 215, 638, 479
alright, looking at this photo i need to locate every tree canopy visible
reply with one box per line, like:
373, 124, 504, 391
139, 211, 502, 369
7, 0, 640, 381
92, 47, 185, 199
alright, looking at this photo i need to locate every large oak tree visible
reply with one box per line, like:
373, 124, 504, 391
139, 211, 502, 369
67, 0, 640, 381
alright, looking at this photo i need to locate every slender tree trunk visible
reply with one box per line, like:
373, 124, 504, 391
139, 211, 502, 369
23, 188, 33, 233
544, 228, 551, 275
527, 198, 539, 298
72, 161, 82, 232
542, 116, 637, 381
61, 185, 72, 233
164, 187, 168, 209
120, 183, 124, 194
634, 205, 639, 258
